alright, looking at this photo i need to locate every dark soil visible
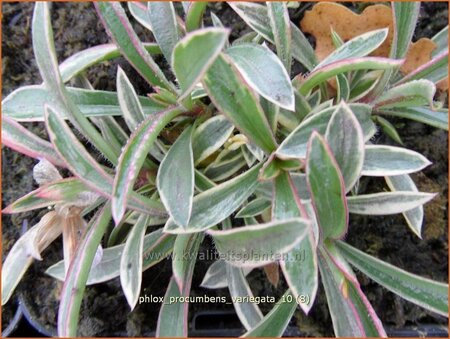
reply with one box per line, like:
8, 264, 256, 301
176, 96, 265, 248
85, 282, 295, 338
1, 2, 448, 337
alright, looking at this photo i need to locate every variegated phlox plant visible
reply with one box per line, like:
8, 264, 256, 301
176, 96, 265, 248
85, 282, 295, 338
2, 2, 448, 337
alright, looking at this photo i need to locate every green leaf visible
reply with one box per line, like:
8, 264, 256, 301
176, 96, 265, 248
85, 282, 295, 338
277, 104, 375, 159
147, 2, 180, 64
226, 258, 263, 330
377, 106, 448, 131
390, 3, 421, 59
172, 233, 203, 292
112, 107, 182, 223
60, 42, 161, 82
57, 204, 112, 337
173, 28, 229, 100
318, 247, 386, 337
157, 126, 195, 228
374, 116, 404, 145
128, 2, 153, 32
200, 260, 252, 289
362, 145, 431, 176
192, 115, 234, 165
95, 2, 175, 92
185, 2, 208, 32
336, 74, 350, 102
374, 80, 436, 109
120, 214, 149, 310
385, 175, 423, 238
306, 132, 348, 240
45, 106, 166, 216
203, 53, 277, 153
33, 2, 118, 164
2, 85, 165, 122
267, 1, 291, 73
117, 67, 145, 131
229, 2, 316, 70
236, 198, 271, 218
337, 241, 449, 317
325, 102, 365, 192
156, 277, 187, 337
242, 290, 297, 337
396, 51, 448, 85
347, 191, 436, 215
432, 25, 448, 57
2, 115, 64, 167
3, 178, 89, 214
273, 172, 318, 314
317, 29, 389, 69
46, 230, 176, 285
204, 152, 247, 182
226, 43, 294, 110
207, 218, 309, 267
164, 164, 262, 234
300, 57, 403, 95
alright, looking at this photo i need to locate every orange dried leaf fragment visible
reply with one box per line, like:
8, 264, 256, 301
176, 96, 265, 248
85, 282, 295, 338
300, 3, 437, 76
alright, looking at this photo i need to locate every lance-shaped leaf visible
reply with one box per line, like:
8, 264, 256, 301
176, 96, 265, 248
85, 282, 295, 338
58, 204, 112, 337
236, 198, 271, 218
390, 2, 421, 59
374, 80, 436, 109
120, 214, 149, 310
306, 132, 348, 240
2, 116, 64, 167
377, 106, 448, 131
277, 104, 375, 159
207, 218, 309, 267
117, 67, 145, 131
33, 2, 117, 164
316, 28, 389, 69
227, 263, 263, 330
267, 2, 291, 73
325, 102, 365, 193
164, 164, 262, 234
192, 115, 234, 165
173, 28, 229, 100
2, 85, 165, 122
112, 106, 182, 223
172, 233, 203, 292
299, 57, 403, 95
3, 178, 89, 214
147, 2, 180, 64
362, 145, 431, 176
157, 126, 195, 228
337, 241, 449, 317
242, 290, 297, 337
46, 230, 175, 285
226, 43, 294, 110
95, 2, 175, 92
203, 53, 277, 154
228, 2, 316, 70
318, 247, 386, 337
59, 42, 161, 82
432, 25, 448, 57
385, 175, 424, 238
156, 277, 187, 337
347, 191, 436, 215
273, 172, 318, 314
185, 2, 208, 32
200, 260, 253, 289
45, 106, 166, 216
128, 2, 153, 31
396, 51, 448, 85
